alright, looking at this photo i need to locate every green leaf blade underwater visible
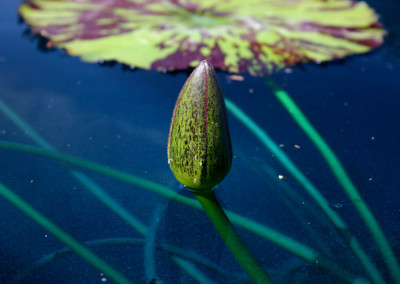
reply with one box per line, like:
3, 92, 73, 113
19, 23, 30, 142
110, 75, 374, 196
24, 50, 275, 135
168, 60, 232, 191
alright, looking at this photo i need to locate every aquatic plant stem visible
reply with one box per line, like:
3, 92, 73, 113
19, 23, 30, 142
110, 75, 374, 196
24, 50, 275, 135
237, 145, 341, 258
0, 182, 131, 284
72, 171, 148, 235
14, 237, 248, 283
145, 198, 217, 284
144, 205, 163, 282
224, 98, 384, 284
0, 141, 358, 281
172, 257, 217, 284
266, 78, 400, 283
0, 99, 53, 149
193, 190, 273, 284
0, 97, 218, 282
0, 97, 148, 236
0, 89, 361, 281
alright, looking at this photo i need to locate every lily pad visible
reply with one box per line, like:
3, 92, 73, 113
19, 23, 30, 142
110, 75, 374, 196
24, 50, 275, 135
19, 0, 386, 76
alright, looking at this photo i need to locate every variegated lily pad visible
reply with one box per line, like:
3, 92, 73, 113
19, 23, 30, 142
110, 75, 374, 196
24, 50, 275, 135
19, 0, 385, 76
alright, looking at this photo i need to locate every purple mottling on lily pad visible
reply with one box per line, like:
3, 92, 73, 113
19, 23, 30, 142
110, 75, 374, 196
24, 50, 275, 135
19, 0, 386, 76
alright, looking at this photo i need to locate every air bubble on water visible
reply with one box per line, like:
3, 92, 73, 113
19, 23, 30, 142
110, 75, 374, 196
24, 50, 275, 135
284, 68, 292, 74
158, 67, 167, 73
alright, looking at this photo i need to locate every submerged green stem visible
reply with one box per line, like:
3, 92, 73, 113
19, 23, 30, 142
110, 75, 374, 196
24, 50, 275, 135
14, 237, 248, 283
194, 190, 273, 284
266, 78, 400, 284
0, 182, 131, 284
224, 97, 383, 284
0, 97, 206, 282
0, 140, 357, 281
0, 97, 148, 236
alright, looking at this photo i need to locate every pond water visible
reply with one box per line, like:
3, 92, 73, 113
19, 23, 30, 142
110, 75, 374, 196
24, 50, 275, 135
0, 0, 399, 283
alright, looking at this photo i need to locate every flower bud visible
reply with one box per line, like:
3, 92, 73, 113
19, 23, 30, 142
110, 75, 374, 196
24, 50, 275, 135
167, 60, 232, 191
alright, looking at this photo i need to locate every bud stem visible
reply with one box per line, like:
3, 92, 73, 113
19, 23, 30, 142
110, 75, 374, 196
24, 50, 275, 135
193, 190, 274, 284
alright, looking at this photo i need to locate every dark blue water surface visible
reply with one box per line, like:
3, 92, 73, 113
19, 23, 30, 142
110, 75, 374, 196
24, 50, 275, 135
0, 0, 399, 283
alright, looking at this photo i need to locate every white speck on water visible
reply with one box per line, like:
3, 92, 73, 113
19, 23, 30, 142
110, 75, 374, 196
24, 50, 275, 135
371, 136, 375, 140
284, 68, 293, 74
369, 177, 373, 181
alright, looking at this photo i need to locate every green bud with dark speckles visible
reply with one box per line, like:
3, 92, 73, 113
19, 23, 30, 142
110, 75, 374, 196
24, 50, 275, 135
167, 60, 232, 191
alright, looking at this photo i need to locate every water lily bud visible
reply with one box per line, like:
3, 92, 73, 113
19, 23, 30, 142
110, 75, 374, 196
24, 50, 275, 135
167, 60, 232, 191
